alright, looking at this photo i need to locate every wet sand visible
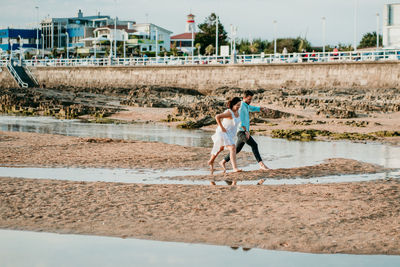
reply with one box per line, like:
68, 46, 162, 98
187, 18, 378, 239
0, 131, 253, 170
0, 177, 399, 255
166, 158, 389, 182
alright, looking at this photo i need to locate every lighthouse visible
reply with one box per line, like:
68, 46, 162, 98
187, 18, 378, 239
185, 14, 195, 33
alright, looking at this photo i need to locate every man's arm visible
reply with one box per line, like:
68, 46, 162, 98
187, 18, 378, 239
248, 105, 261, 112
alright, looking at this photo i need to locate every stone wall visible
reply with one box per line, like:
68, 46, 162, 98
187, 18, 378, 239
1, 62, 400, 92
0, 67, 18, 88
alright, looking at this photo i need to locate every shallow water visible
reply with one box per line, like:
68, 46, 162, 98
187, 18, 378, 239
1, 115, 399, 183
1, 115, 399, 169
0, 166, 399, 185
1, 229, 399, 267
0, 115, 212, 147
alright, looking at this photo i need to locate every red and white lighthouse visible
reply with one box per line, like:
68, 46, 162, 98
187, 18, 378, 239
185, 14, 195, 33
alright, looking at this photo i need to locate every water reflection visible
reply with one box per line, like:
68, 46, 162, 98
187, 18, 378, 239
0, 167, 398, 185
0, 229, 399, 267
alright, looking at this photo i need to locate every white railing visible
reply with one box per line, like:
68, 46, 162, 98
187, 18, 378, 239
6, 61, 28, 88
1, 49, 400, 67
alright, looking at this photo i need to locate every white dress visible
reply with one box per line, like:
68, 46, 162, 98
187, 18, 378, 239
211, 109, 241, 155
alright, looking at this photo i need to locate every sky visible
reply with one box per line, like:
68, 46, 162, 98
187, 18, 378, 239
0, 0, 395, 46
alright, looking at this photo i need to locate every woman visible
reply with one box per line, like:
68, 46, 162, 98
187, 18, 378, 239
208, 97, 242, 175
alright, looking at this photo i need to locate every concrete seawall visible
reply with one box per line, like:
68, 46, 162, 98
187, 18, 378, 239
1, 61, 400, 92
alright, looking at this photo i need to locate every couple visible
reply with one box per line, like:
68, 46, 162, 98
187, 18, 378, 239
208, 90, 269, 175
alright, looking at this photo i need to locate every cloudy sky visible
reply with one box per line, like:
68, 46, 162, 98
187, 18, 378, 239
1, 0, 394, 46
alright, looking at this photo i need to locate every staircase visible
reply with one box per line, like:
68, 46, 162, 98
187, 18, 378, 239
6, 60, 38, 88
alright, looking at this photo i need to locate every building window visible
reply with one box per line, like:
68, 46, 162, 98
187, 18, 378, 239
149, 45, 152, 51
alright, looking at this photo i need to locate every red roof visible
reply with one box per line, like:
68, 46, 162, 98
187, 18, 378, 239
171, 32, 196, 40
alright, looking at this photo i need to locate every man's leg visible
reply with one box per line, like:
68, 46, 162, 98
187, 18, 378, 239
246, 135, 269, 170
220, 132, 246, 171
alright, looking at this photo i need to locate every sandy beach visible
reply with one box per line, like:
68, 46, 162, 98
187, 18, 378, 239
0, 84, 399, 256
0, 131, 253, 170
0, 177, 399, 255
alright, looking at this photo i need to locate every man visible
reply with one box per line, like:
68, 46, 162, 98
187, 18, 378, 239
220, 90, 269, 172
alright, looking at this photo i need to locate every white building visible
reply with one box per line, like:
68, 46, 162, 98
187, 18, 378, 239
383, 3, 400, 48
91, 23, 172, 55
128, 23, 172, 52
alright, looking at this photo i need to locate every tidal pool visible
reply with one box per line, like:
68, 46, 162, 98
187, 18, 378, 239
1, 229, 399, 267
0, 115, 399, 171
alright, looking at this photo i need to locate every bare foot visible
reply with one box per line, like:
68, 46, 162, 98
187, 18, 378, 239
233, 168, 242, 173
232, 180, 237, 186
208, 160, 215, 175
210, 181, 216, 186
259, 162, 269, 171
219, 159, 227, 173
257, 179, 265, 185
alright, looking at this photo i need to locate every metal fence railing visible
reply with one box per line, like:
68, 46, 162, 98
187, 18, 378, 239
1, 49, 400, 67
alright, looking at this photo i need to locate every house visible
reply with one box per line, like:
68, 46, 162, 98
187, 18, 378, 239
170, 14, 197, 54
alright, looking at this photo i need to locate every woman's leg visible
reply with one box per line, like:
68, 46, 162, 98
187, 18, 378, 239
208, 146, 224, 175
227, 145, 241, 172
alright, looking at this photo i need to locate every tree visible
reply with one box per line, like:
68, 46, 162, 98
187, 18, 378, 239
249, 42, 260, 54
170, 41, 178, 56
195, 13, 228, 55
205, 44, 215, 56
358, 32, 382, 48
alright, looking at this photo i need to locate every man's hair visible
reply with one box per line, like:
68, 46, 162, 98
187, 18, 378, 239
244, 90, 254, 97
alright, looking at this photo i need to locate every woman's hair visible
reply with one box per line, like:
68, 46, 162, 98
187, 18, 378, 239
228, 97, 241, 109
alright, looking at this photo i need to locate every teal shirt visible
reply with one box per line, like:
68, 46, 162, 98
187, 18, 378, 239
239, 101, 261, 132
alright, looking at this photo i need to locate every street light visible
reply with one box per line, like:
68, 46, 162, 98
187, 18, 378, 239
65, 32, 69, 59
273, 20, 277, 56
114, 16, 117, 58
123, 31, 126, 58
376, 13, 380, 49
322, 17, 326, 54
41, 33, 44, 58
10, 39, 13, 61
18, 35, 22, 63
215, 15, 219, 57
35, 6, 39, 55
353, 0, 358, 51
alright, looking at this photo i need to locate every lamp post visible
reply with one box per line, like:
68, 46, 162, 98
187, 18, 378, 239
65, 32, 69, 59
18, 35, 22, 63
376, 13, 380, 49
155, 27, 159, 59
353, 0, 358, 51
41, 33, 44, 58
273, 20, 277, 56
123, 32, 126, 58
10, 39, 13, 62
215, 15, 219, 57
191, 22, 194, 63
322, 17, 326, 54
35, 6, 39, 55
114, 17, 117, 58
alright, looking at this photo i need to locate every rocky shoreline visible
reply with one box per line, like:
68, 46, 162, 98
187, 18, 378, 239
1, 85, 399, 144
